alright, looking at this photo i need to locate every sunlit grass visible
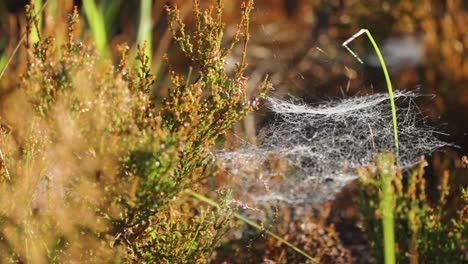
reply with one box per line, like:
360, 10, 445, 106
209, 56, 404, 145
82, 0, 108, 57
29, 0, 42, 44
137, 0, 153, 63
0, 1, 464, 262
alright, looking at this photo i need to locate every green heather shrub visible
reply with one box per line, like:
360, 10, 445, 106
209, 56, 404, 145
0, 0, 269, 262
357, 153, 467, 263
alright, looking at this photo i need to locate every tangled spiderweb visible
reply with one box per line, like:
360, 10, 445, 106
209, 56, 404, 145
218, 91, 449, 206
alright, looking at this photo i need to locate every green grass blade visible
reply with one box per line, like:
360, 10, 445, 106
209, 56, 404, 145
364, 30, 399, 160
186, 190, 318, 263
0, 53, 7, 73
137, 0, 153, 63
30, 0, 43, 44
343, 29, 399, 160
82, 0, 108, 57
377, 154, 396, 264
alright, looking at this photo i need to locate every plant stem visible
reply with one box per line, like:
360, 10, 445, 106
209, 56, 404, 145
30, 0, 43, 44
137, 0, 153, 63
377, 154, 396, 264
185, 190, 317, 263
343, 29, 397, 264
82, 0, 108, 57
365, 31, 399, 161
0, 1, 49, 80
342, 29, 399, 160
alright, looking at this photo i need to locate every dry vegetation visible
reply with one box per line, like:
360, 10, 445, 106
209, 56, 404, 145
0, 1, 270, 262
0, 0, 466, 263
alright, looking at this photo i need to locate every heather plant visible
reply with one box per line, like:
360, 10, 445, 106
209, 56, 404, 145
345, 29, 466, 264
219, 27, 463, 263
0, 0, 270, 262
1, 1, 466, 263
357, 153, 467, 263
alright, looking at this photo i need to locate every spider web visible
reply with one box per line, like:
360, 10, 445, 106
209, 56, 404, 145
218, 91, 449, 206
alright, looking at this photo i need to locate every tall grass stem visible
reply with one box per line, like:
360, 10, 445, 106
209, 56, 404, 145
29, 0, 43, 44
343, 29, 399, 160
82, 0, 108, 57
365, 31, 399, 160
343, 29, 397, 264
137, 0, 153, 63
377, 154, 396, 264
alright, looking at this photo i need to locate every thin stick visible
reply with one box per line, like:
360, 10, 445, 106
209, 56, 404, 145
0, 1, 49, 80
186, 190, 317, 263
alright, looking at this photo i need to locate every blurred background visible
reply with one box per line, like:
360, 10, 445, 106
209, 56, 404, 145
2, 0, 466, 148
1, 0, 467, 262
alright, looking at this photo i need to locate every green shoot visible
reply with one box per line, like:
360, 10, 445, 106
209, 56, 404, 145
376, 154, 396, 264
343, 29, 399, 160
0, 54, 7, 74
29, 0, 43, 44
82, 0, 109, 57
137, 0, 153, 63
343, 29, 397, 264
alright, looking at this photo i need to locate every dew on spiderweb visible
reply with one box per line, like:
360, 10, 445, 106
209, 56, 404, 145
218, 91, 449, 211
